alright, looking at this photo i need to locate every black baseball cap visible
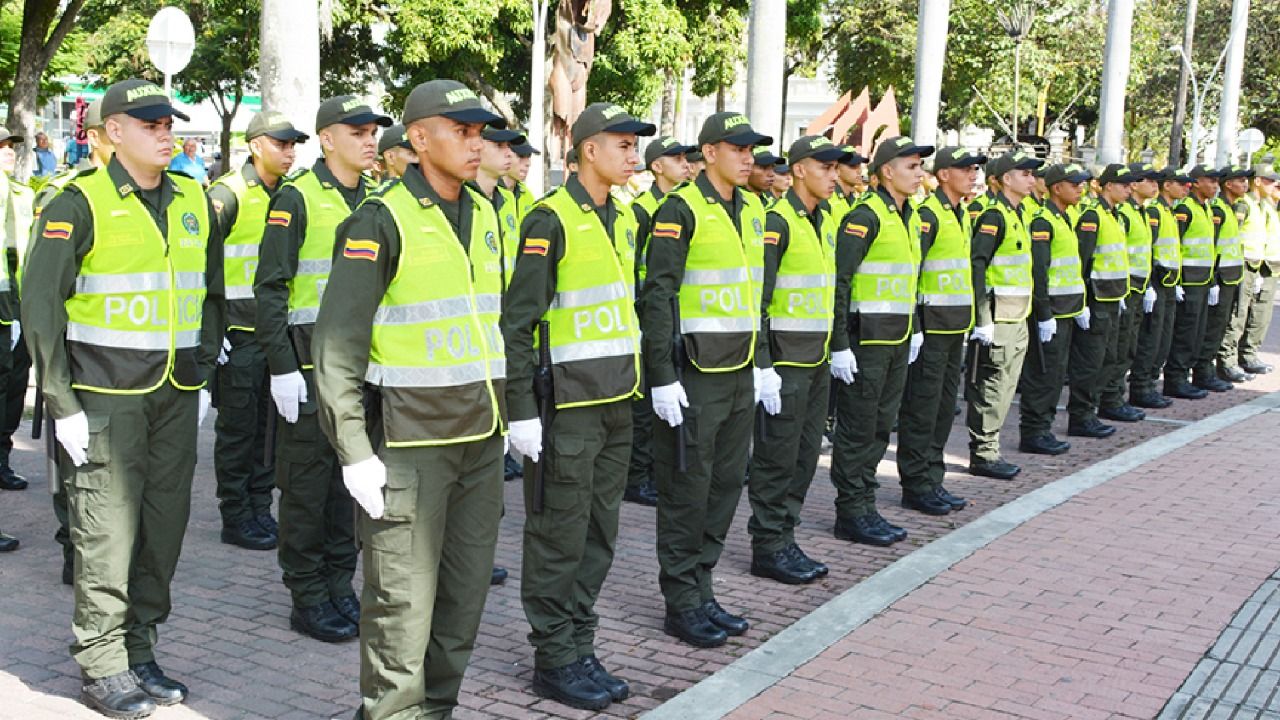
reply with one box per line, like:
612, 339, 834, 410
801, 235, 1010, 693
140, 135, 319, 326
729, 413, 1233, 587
401, 80, 504, 127
752, 145, 784, 166
1188, 164, 1223, 180
512, 141, 540, 157
378, 124, 412, 155
987, 148, 1043, 177
246, 111, 309, 143
1098, 163, 1138, 185
839, 145, 869, 166
316, 95, 392, 131
1220, 164, 1255, 181
645, 136, 695, 167
101, 78, 190, 122
788, 135, 849, 164
571, 102, 655, 147
775, 163, 791, 175
482, 126, 526, 145
566, 148, 578, 165
0, 127, 23, 145
698, 112, 772, 147
1125, 162, 1159, 180
932, 146, 987, 171
870, 135, 934, 173
687, 149, 704, 163
1044, 162, 1092, 186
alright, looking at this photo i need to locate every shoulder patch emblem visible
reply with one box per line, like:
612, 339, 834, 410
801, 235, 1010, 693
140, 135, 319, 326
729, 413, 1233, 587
752, 217, 764, 237
342, 238, 379, 262
652, 222, 681, 239
484, 231, 499, 255
267, 210, 291, 227
845, 223, 868, 238
1079, 222, 1098, 232
1031, 230, 1050, 242
42, 221, 73, 240
763, 230, 780, 245
523, 238, 550, 256
978, 223, 998, 236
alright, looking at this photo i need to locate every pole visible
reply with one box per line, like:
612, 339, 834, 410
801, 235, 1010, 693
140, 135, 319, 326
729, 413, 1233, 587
1169, 0, 1197, 167
745, 0, 787, 150
912, 0, 951, 147
1215, 0, 1250, 167
528, 0, 549, 195
1012, 40, 1022, 142
1095, 0, 1135, 164
260, 0, 321, 167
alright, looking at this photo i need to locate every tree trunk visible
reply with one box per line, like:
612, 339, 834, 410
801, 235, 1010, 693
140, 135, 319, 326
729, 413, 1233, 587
660, 69, 677, 136
260, 0, 320, 166
715, 84, 727, 113
6, 0, 87, 180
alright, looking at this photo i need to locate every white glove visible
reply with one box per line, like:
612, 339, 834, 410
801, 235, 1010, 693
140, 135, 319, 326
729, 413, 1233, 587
1075, 306, 1092, 331
343, 455, 387, 519
217, 336, 231, 365
908, 332, 924, 364
1117, 297, 1126, 314
651, 382, 688, 427
1143, 286, 1157, 314
508, 418, 542, 463
270, 371, 307, 424
1208, 286, 1221, 306
757, 366, 782, 415
829, 348, 856, 384
198, 388, 211, 427
55, 411, 90, 467
1254, 276, 1265, 296
971, 324, 995, 346
1037, 319, 1056, 343
8, 320, 18, 351
1176, 286, 1186, 302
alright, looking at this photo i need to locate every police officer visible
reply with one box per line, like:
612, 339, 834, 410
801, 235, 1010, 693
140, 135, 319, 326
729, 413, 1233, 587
0, 126, 31, 493
208, 111, 309, 552
1018, 163, 1091, 455
1210, 165, 1253, 383
311, 78, 507, 720
747, 135, 846, 583
475, 125, 525, 285
747, 145, 783, 202
1099, 163, 1158, 423
377, 124, 416, 179
829, 146, 869, 223
626, 135, 693, 507
968, 171, 1001, 223
255, 95, 390, 642
896, 147, 982, 510
967, 148, 1041, 479
1227, 165, 1280, 375
770, 161, 792, 200
639, 111, 771, 648
1130, 169, 1190, 408
506, 139, 540, 221
829, 136, 930, 541
501, 101, 653, 711
25, 78, 222, 717
686, 149, 705, 177
1164, 165, 1221, 398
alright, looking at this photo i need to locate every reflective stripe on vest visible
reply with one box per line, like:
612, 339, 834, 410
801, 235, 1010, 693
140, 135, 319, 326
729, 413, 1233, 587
66, 169, 208, 394
1262, 199, 1280, 267
1035, 205, 1086, 318
364, 181, 505, 446
1177, 199, 1215, 286
674, 182, 765, 372
917, 193, 974, 333
1151, 200, 1182, 286
283, 170, 357, 368
1240, 194, 1267, 264
766, 197, 836, 366
632, 188, 661, 290
535, 187, 641, 408
985, 200, 1033, 322
1212, 197, 1244, 285
850, 193, 919, 344
214, 169, 271, 330
1118, 200, 1152, 292
1081, 205, 1129, 301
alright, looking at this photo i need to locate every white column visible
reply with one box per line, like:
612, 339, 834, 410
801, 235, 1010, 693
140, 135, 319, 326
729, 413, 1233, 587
527, 0, 550, 195
1215, 0, 1250, 167
260, 0, 320, 166
912, 0, 951, 147
744, 0, 786, 148
1095, 0, 1134, 165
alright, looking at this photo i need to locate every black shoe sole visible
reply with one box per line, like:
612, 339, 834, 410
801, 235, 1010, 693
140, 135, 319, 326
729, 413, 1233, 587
749, 563, 817, 585
79, 693, 156, 720
833, 529, 896, 546
219, 530, 277, 551
1130, 397, 1173, 409
289, 615, 357, 643
531, 678, 612, 711
622, 492, 658, 507
0, 481, 28, 491
1066, 427, 1116, 439
900, 498, 951, 516
662, 619, 727, 648
969, 466, 1020, 480
1018, 443, 1069, 456
141, 690, 186, 707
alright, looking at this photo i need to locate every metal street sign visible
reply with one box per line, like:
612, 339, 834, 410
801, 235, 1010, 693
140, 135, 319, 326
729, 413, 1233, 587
1238, 128, 1265, 154
146, 6, 195, 96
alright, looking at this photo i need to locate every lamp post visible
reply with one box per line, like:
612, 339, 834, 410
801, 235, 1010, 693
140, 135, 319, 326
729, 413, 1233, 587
1170, 42, 1229, 166
996, 2, 1035, 144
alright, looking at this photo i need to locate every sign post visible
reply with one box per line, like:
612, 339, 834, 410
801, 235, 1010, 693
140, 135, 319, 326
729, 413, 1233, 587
146, 7, 195, 99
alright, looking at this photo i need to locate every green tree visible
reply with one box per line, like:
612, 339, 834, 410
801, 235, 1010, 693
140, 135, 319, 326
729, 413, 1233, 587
4, 0, 87, 179
588, 0, 689, 117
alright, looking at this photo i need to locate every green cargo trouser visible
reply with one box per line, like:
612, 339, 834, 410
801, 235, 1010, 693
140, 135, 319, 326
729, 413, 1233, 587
1067, 300, 1119, 424
747, 362, 829, 554
1166, 285, 1209, 383
1131, 280, 1177, 397
966, 320, 1028, 463
1241, 270, 1277, 365
1018, 317, 1072, 439
832, 341, 908, 519
1101, 293, 1141, 409
276, 370, 355, 608
0, 324, 30, 469
654, 366, 753, 612
522, 401, 630, 669
359, 434, 502, 720
626, 385, 653, 490
67, 383, 197, 679
896, 332, 964, 493
214, 330, 275, 527
1197, 282, 1240, 378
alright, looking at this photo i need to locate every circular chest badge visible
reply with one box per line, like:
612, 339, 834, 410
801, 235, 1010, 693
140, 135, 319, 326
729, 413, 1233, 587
626, 228, 635, 249
753, 217, 763, 237
484, 231, 499, 255
182, 212, 200, 235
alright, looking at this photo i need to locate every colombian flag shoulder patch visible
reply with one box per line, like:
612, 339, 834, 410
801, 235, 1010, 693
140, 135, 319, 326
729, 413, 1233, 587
652, 222, 681, 239
919, 221, 932, 234
523, 238, 550, 256
978, 223, 998, 236
1031, 230, 1050, 242
763, 231, 780, 245
1079, 222, 1098, 232
1148, 216, 1160, 226
342, 238, 379, 262
42, 221, 73, 240
845, 223, 868, 238
267, 210, 291, 227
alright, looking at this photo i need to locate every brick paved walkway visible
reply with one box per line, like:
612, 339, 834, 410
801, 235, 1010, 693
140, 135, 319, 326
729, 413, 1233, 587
1, 331, 1278, 719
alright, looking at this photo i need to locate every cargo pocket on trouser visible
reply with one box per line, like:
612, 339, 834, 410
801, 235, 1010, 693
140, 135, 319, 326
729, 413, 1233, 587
363, 465, 418, 604
70, 413, 117, 582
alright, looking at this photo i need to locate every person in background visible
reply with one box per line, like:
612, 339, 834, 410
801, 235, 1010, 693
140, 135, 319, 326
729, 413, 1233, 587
168, 137, 209, 186
33, 132, 58, 177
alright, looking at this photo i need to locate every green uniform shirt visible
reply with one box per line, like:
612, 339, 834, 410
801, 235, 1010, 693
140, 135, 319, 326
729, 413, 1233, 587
761, 189, 830, 367
1075, 198, 1126, 301
24, 156, 225, 419
312, 166, 474, 465
831, 186, 922, 350
1027, 201, 1074, 323
255, 159, 367, 375
207, 160, 281, 237
970, 193, 1027, 327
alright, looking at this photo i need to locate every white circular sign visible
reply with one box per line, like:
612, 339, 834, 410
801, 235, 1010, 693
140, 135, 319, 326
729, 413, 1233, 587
1238, 127, 1265, 154
146, 7, 195, 76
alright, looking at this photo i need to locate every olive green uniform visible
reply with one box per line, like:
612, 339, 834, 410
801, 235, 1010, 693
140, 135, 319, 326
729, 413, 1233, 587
254, 159, 361, 609
640, 173, 760, 612
501, 176, 638, 669
1218, 197, 1259, 369
1100, 202, 1143, 411
208, 162, 277, 530
1196, 202, 1239, 380
1018, 203, 1077, 439
1166, 200, 1209, 383
747, 190, 832, 553
1067, 201, 1123, 425
23, 157, 224, 678
627, 184, 663, 493
830, 188, 916, 518
313, 167, 504, 720
1131, 201, 1178, 399
967, 195, 1030, 463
